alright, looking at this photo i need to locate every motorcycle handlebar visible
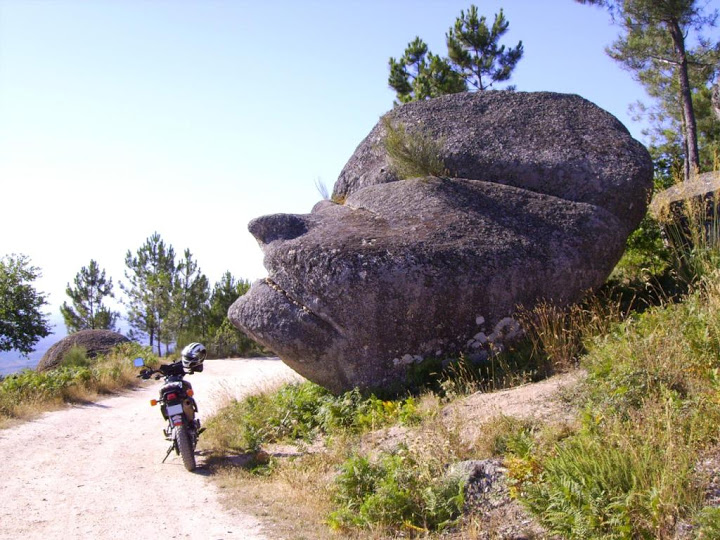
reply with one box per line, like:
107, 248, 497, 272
135, 361, 187, 379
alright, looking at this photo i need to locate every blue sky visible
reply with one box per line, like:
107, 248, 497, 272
1, 0, 711, 341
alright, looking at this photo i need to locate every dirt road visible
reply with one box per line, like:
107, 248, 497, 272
0, 358, 303, 540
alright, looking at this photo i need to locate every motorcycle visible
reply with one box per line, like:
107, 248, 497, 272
134, 357, 204, 471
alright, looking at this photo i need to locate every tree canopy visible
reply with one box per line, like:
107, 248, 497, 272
579, 0, 720, 180
388, 4, 523, 103
120, 234, 258, 357
122, 232, 176, 355
168, 248, 210, 347
0, 254, 51, 354
446, 6, 524, 91
61, 259, 118, 333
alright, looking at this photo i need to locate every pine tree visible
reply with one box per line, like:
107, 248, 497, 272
207, 271, 249, 331
168, 249, 210, 347
579, 0, 720, 180
388, 4, 523, 103
60, 260, 118, 333
389, 37, 466, 104
121, 232, 176, 356
205, 272, 258, 358
446, 6, 524, 91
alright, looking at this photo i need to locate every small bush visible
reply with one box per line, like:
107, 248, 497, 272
204, 319, 267, 359
697, 507, 720, 538
382, 117, 449, 179
518, 274, 720, 538
61, 345, 91, 368
610, 213, 672, 283
327, 446, 465, 533
521, 420, 701, 539
474, 415, 539, 459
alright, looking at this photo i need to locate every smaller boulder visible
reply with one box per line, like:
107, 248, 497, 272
649, 171, 720, 217
37, 329, 130, 372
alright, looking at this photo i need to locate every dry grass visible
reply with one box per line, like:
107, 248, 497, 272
202, 371, 583, 538
516, 294, 628, 376
209, 441, 352, 540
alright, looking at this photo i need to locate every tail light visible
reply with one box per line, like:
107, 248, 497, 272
165, 392, 178, 401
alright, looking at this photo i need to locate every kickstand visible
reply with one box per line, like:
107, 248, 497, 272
162, 443, 174, 463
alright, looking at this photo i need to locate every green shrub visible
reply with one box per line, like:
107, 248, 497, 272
517, 274, 720, 538
697, 507, 720, 538
582, 283, 720, 420
61, 345, 91, 368
203, 319, 267, 359
203, 381, 423, 453
327, 446, 465, 533
610, 213, 672, 283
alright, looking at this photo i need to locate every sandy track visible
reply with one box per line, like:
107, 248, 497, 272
0, 358, 303, 540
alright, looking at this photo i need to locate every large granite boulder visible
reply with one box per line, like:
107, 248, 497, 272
334, 91, 651, 236
37, 329, 129, 372
230, 91, 653, 394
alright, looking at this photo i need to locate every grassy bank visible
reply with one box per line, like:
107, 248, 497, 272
199, 193, 720, 537
200, 275, 720, 538
517, 274, 720, 538
0, 342, 156, 427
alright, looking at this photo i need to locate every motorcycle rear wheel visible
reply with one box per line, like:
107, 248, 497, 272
176, 425, 196, 471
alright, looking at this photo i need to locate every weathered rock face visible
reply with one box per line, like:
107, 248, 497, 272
37, 329, 130, 372
335, 91, 651, 236
230, 91, 653, 394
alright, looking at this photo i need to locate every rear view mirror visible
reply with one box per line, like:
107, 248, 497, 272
133, 357, 145, 368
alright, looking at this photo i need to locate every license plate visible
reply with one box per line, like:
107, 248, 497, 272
166, 404, 183, 416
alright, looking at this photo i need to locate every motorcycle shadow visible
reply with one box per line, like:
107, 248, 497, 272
202, 449, 297, 472
162, 449, 214, 476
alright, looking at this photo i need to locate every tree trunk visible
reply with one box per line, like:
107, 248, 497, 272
679, 91, 690, 181
668, 18, 700, 179
712, 81, 720, 121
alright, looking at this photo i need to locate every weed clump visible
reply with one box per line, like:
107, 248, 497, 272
328, 445, 465, 534
382, 117, 449, 179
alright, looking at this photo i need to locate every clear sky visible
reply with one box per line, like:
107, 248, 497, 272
1, 0, 712, 338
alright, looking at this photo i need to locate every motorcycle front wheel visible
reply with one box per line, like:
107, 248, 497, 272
176, 425, 197, 471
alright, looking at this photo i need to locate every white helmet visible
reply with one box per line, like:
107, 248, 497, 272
181, 342, 206, 371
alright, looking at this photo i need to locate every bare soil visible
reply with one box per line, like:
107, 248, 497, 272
0, 358, 301, 540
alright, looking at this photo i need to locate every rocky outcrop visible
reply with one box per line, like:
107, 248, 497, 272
37, 329, 130, 372
230, 91, 653, 394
